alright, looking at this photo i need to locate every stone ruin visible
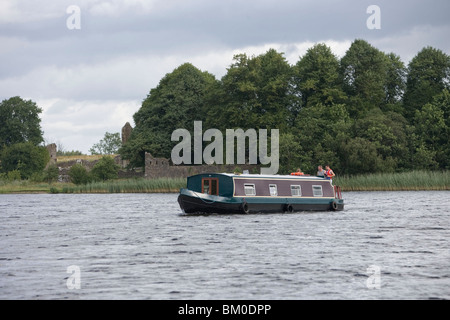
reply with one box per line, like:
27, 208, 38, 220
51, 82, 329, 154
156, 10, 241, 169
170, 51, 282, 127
45, 143, 57, 167
144, 152, 259, 179
122, 122, 133, 145
45, 122, 259, 182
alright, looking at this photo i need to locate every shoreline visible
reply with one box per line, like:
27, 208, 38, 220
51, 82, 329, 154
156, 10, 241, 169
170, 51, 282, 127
1, 188, 449, 195
0, 171, 448, 194
1, 186, 448, 195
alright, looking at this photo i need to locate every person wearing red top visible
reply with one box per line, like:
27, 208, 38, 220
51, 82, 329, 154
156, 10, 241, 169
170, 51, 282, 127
325, 165, 335, 181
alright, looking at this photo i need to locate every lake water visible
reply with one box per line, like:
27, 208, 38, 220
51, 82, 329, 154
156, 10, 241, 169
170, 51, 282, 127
0, 191, 449, 300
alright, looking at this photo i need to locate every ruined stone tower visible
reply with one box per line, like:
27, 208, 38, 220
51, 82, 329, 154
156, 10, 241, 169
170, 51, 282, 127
46, 143, 57, 166
121, 122, 133, 145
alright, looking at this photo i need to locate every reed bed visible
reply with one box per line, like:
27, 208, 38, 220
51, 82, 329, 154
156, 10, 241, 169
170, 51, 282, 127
61, 177, 187, 194
1, 171, 448, 194
0, 180, 63, 194
335, 170, 450, 191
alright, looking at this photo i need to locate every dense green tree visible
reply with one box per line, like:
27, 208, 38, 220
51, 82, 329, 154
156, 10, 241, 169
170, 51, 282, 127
278, 132, 310, 174
411, 142, 439, 170
43, 164, 59, 184
384, 52, 407, 112
403, 47, 450, 120
433, 89, 450, 168
413, 89, 449, 169
340, 39, 388, 117
414, 103, 446, 147
7, 170, 21, 181
207, 49, 293, 131
91, 156, 119, 181
294, 103, 352, 174
352, 109, 409, 172
90, 132, 122, 155
119, 41, 449, 175
340, 137, 384, 174
0, 97, 44, 151
68, 164, 91, 185
0, 142, 50, 179
294, 43, 346, 108
120, 63, 217, 167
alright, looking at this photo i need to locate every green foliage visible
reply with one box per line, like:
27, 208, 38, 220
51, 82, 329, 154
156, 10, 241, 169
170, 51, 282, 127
68, 164, 91, 185
278, 132, 309, 174
49, 187, 60, 194
120, 41, 450, 175
120, 63, 217, 167
61, 177, 186, 193
91, 156, 119, 181
0, 142, 50, 179
89, 132, 121, 155
293, 103, 352, 174
404, 47, 450, 120
294, 43, 346, 108
207, 49, 293, 131
411, 143, 439, 171
340, 39, 389, 117
30, 171, 44, 183
352, 110, 409, 171
413, 91, 449, 169
0, 97, 44, 152
335, 171, 449, 191
43, 164, 59, 184
7, 170, 21, 181
384, 52, 407, 110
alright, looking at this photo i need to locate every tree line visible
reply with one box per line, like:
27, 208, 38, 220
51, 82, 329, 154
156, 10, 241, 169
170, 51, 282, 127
120, 39, 450, 175
1, 39, 449, 179
0, 97, 120, 182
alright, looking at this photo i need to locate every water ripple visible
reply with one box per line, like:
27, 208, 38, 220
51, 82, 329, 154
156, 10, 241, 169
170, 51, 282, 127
0, 191, 449, 300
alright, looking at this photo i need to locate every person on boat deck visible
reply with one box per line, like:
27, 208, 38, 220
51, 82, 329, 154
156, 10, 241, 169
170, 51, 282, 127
291, 168, 305, 176
317, 165, 325, 177
325, 165, 335, 181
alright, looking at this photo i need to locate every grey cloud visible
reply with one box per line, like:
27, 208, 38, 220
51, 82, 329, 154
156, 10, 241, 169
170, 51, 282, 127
2, 0, 449, 75
2, 0, 449, 153
2, 0, 450, 99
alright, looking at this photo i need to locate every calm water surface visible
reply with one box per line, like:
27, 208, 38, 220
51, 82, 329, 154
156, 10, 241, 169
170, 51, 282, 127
0, 191, 449, 300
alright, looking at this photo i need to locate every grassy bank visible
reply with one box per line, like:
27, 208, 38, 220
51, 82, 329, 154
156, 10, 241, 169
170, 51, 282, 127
0, 180, 61, 194
0, 178, 186, 194
57, 154, 115, 163
335, 170, 450, 191
60, 177, 186, 194
0, 171, 448, 194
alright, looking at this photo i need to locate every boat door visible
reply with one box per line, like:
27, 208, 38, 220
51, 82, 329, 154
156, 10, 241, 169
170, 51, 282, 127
202, 177, 219, 195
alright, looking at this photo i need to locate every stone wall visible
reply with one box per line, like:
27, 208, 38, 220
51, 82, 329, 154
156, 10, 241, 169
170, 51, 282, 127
46, 143, 57, 167
120, 122, 133, 168
144, 152, 259, 179
46, 120, 262, 183
56, 155, 144, 182
121, 122, 133, 144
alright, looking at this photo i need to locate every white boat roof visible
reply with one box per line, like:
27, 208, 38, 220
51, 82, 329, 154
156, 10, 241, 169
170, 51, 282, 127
219, 173, 326, 180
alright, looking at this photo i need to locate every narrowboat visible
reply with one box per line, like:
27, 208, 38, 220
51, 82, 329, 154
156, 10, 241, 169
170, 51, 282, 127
178, 173, 344, 214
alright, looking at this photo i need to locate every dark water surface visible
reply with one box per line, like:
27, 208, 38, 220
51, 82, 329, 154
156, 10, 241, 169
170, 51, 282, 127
0, 191, 449, 300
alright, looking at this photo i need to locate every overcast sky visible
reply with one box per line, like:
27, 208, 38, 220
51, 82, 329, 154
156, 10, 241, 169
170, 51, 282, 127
1, 0, 449, 153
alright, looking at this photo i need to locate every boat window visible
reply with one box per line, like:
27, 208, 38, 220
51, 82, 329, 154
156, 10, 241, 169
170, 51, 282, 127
312, 185, 323, 197
202, 178, 219, 195
291, 185, 302, 197
269, 184, 278, 196
203, 179, 210, 194
244, 184, 256, 196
